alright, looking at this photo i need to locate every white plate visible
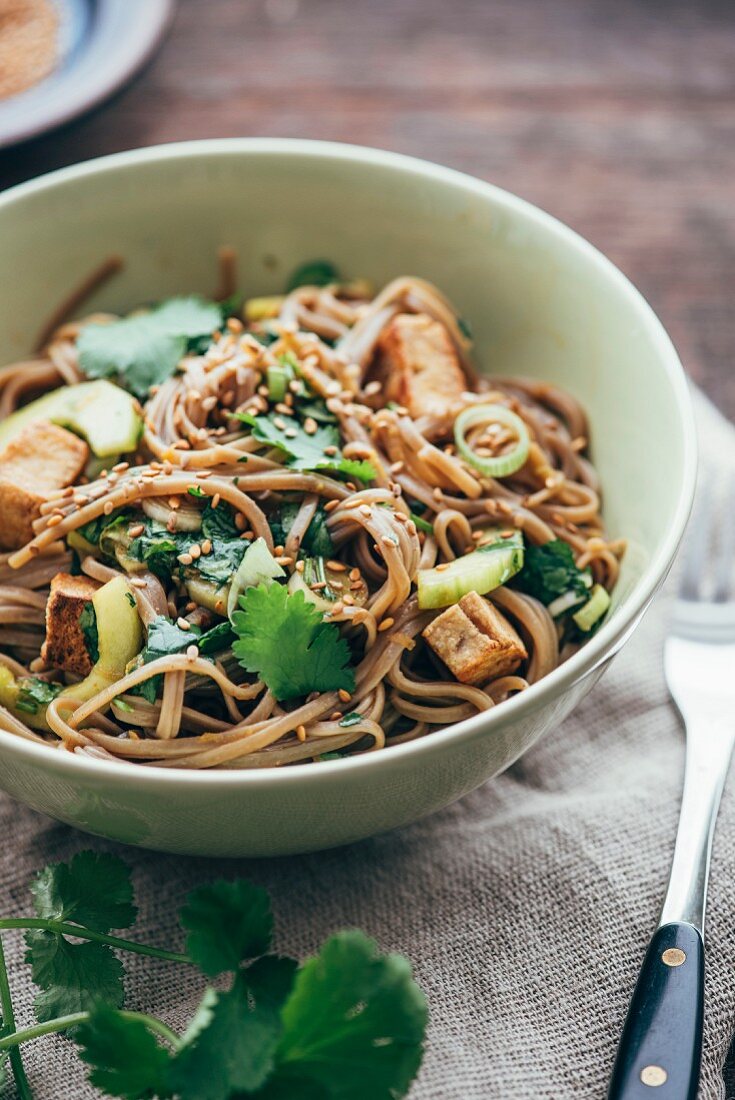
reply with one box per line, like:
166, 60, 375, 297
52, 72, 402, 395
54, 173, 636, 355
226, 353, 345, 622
0, 0, 173, 150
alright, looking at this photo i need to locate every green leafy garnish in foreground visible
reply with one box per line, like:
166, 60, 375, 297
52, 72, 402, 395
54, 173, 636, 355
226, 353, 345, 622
232, 583, 356, 701
237, 411, 376, 484
77, 296, 223, 399
513, 539, 592, 605
268, 501, 334, 559
0, 851, 426, 1100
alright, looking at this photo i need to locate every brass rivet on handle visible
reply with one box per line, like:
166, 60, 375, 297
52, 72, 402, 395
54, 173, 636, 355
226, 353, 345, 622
640, 1065, 668, 1087
662, 947, 686, 967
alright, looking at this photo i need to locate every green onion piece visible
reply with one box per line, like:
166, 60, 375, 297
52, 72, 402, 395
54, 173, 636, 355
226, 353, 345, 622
267, 363, 292, 402
547, 589, 587, 619
454, 404, 530, 478
410, 512, 434, 535
572, 584, 611, 631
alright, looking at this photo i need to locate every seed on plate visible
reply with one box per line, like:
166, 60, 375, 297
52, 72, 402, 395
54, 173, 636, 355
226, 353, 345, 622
330, 711, 343, 721
378, 617, 395, 632
273, 417, 287, 431
349, 567, 360, 581
128, 523, 145, 538
186, 644, 199, 659
129, 577, 147, 589
103, 501, 114, 515
296, 724, 307, 742
338, 689, 351, 703
342, 594, 355, 606
46, 514, 63, 527
435, 562, 449, 572
176, 617, 191, 631
177, 552, 193, 565
324, 499, 340, 512
327, 560, 347, 572
201, 538, 212, 554
303, 417, 318, 435
189, 544, 201, 559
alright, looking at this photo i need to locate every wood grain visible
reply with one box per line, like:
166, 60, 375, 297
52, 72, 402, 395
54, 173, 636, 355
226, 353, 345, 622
0, 0, 733, 416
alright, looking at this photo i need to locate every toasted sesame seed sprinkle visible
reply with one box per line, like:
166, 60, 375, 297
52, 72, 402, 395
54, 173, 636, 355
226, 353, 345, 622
296, 724, 307, 742
330, 711, 343, 721
378, 617, 395, 632
201, 538, 212, 555
342, 594, 355, 606
129, 523, 145, 538
338, 689, 351, 703
211, 493, 221, 509
186, 644, 199, 659
176, 617, 191, 631
435, 563, 450, 572
46, 514, 63, 527
130, 577, 147, 588
296, 560, 305, 573
324, 499, 340, 512
327, 560, 346, 572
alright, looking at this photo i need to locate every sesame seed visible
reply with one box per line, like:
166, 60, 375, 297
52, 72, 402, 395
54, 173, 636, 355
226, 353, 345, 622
284, 428, 298, 439
275, 403, 293, 416
103, 501, 114, 515
113, 461, 129, 473
324, 499, 340, 512
177, 552, 193, 565
342, 594, 355, 606
327, 560, 347, 572
176, 617, 191, 631
189, 544, 201, 559
46, 513, 63, 527
331, 602, 344, 616
330, 711, 343, 721
433, 487, 443, 501
363, 380, 382, 396
243, 529, 255, 540
359, 505, 372, 517
296, 724, 307, 742
186, 644, 199, 659
235, 513, 246, 530
378, 617, 395, 632
296, 560, 305, 573
129, 523, 145, 538
338, 688, 351, 703
129, 577, 147, 588
389, 460, 404, 473
201, 539, 212, 554
273, 417, 286, 431
323, 445, 338, 457
211, 493, 221, 509
435, 562, 450, 572
381, 534, 397, 547
303, 417, 318, 435
196, 470, 212, 479
349, 567, 360, 581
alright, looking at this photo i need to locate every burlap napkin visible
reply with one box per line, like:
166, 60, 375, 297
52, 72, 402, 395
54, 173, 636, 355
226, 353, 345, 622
0, 390, 731, 1100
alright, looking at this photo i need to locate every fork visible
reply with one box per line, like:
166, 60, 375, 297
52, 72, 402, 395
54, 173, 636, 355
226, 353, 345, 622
608, 482, 735, 1099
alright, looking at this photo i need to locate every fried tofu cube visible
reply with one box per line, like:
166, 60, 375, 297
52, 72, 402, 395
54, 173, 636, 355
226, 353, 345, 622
374, 312, 466, 420
40, 572, 101, 677
0, 421, 88, 550
423, 591, 527, 685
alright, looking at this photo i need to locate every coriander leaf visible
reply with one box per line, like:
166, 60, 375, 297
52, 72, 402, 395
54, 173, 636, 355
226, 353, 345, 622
197, 621, 236, 655
250, 1075, 330, 1099
168, 976, 281, 1100
286, 260, 339, 293
268, 502, 334, 559
232, 584, 355, 701
75, 1002, 173, 1100
201, 500, 239, 541
245, 954, 299, 1010
31, 851, 136, 931
130, 616, 201, 704
15, 677, 63, 715
79, 602, 100, 664
514, 539, 591, 605
194, 536, 247, 585
78, 297, 223, 399
77, 509, 130, 547
275, 931, 427, 1100
238, 412, 375, 484
180, 879, 272, 976
25, 931, 125, 1022
128, 520, 190, 584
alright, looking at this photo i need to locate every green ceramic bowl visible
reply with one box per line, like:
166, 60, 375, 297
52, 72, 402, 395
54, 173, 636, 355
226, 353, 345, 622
0, 140, 696, 856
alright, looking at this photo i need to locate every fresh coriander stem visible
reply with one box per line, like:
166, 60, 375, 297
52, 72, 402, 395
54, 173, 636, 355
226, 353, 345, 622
0, 934, 33, 1100
0, 1010, 181, 1052
0, 919, 190, 965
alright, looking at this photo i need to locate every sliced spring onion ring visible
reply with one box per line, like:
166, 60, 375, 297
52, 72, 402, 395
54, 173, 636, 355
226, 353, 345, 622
547, 589, 587, 619
573, 584, 611, 632
454, 403, 530, 478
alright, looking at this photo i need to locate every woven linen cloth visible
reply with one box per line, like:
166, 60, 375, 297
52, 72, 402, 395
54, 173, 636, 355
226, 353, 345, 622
0, 389, 732, 1100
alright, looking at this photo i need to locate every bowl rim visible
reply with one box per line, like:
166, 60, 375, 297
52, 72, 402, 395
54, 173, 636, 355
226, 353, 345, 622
0, 137, 698, 789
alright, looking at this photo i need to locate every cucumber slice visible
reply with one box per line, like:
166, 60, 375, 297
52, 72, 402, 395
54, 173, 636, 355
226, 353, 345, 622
227, 537, 285, 618
0, 380, 142, 458
572, 584, 611, 631
417, 530, 524, 610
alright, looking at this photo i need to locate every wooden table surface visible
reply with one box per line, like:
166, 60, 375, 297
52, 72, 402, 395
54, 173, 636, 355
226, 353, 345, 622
1, 0, 733, 418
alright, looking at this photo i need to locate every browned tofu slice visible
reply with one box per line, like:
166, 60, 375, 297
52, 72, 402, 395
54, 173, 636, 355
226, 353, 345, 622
41, 572, 101, 677
0, 420, 88, 550
423, 591, 527, 685
374, 312, 466, 419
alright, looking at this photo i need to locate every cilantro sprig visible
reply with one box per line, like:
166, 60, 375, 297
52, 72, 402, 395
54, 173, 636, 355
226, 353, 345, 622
0, 851, 427, 1099
77, 297, 223, 399
232, 583, 356, 701
236, 411, 376, 484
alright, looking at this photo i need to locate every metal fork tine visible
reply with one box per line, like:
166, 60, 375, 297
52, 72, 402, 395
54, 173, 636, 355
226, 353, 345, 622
679, 482, 715, 601
712, 475, 735, 602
